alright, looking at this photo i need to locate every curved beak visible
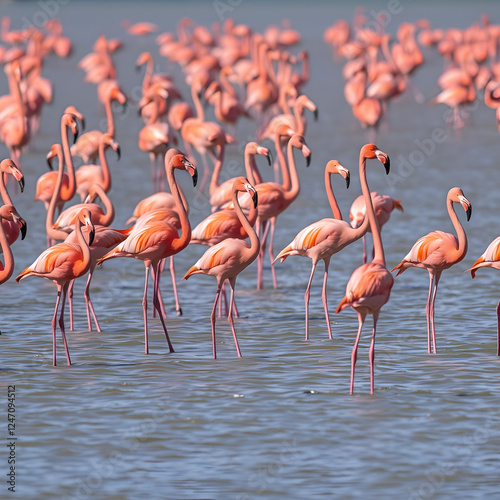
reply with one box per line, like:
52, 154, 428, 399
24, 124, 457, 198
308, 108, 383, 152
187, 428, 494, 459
344, 171, 350, 189
375, 149, 390, 174
183, 159, 197, 187
313, 108, 319, 120
113, 143, 121, 160
460, 196, 472, 221
18, 176, 25, 193
246, 184, 258, 208
303, 146, 311, 167
73, 127, 79, 144
88, 226, 95, 246
14, 215, 27, 240
266, 150, 272, 165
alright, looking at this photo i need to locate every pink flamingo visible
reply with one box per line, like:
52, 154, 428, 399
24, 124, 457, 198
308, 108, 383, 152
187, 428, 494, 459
468, 236, 500, 355
0, 159, 24, 249
392, 187, 471, 354
16, 208, 95, 366
349, 192, 403, 263
275, 160, 362, 340
183, 177, 259, 358
336, 144, 393, 395
0, 204, 26, 284
97, 154, 197, 354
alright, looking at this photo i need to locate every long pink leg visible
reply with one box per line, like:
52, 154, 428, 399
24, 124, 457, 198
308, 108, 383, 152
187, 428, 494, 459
350, 311, 366, 395
210, 286, 222, 359
149, 152, 157, 192
304, 261, 317, 341
268, 217, 278, 289
68, 279, 75, 331
362, 235, 367, 264
152, 261, 175, 353
51, 285, 63, 366
368, 311, 379, 395
429, 272, 441, 354
227, 278, 242, 357
257, 219, 271, 290
322, 257, 333, 340
83, 267, 101, 332
142, 264, 150, 354
169, 256, 182, 316
150, 263, 167, 319
58, 282, 72, 366
496, 299, 500, 356
425, 272, 433, 354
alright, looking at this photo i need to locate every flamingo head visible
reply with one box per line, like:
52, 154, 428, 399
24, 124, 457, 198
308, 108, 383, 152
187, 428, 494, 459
361, 144, 390, 174
235, 177, 258, 208
170, 154, 197, 187
62, 112, 79, 144
78, 208, 95, 247
102, 133, 121, 160
298, 95, 318, 120
326, 160, 350, 189
290, 134, 311, 167
46, 144, 63, 172
64, 106, 85, 131
246, 142, 273, 166
135, 51, 151, 69
0, 205, 27, 240
0, 159, 24, 192
450, 187, 472, 221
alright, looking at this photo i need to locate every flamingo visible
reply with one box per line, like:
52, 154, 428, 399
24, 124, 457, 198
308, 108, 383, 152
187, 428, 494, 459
349, 192, 403, 263
275, 160, 361, 340
183, 177, 259, 358
468, 236, 500, 356
97, 154, 197, 354
122, 20, 159, 36
0, 204, 26, 284
392, 187, 471, 355
16, 208, 95, 366
0, 159, 25, 249
336, 144, 393, 395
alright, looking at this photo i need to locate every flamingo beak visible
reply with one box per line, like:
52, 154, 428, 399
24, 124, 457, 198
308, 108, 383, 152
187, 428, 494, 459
246, 184, 258, 208
115, 144, 121, 160
73, 127, 79, 144
18, 176, 25, 193
183, 160, 198, 187
375, 150, 390, 174
14, 215, 27, 240
460, 196, 472, 221
266, 150, 272, 165
88, 226, 95, 246
344, 171, 350, 189
313, 108, 319, 120
304, 148, 311, 167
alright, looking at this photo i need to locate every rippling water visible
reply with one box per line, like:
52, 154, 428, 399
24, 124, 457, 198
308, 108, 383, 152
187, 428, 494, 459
2, 1, 500, 499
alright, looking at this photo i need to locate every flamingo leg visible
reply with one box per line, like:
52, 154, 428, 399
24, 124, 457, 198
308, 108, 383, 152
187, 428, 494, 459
58, 282, 72, 366
304, 261, 317, 341
257, 219, 271, 290
368, 311, 379, 395
68, 279, 75, 331
211, 286, 222, 359
350, 311, 366, 395
84, 266, 101, 333
227, 278, 242, 357
52, 285, 63, 366
425, 272, 433, 354
362, 235, 367, 264
152, 261, 175, 353
268, 217, 278, 289
496, 299, 500, 357
169, 256, 182, 316
220, 281, 228, 318
149, 152, 157, 192
322, 257, 333, 340
429, 272, 441, 354
142, 264, 150, 354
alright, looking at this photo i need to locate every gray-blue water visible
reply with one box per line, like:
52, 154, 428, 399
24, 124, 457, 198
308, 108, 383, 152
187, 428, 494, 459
1, 1, 500, 498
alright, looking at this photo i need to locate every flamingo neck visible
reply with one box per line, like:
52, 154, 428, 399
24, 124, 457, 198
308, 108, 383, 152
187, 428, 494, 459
94, 185, 115, 226
326, 170, 342, 220
142, 56, 153, 93
233, 187, 259, 259
0, 214, 14, 284
283, 140, 300, 202
274, 133, 290, 191
166, 165, 191, 252
293, 99, 306, 136
0, 171, 12, 205
447, 196, 468, 260
98, 141, 111, 192
209, 143, 225, 194
75, 213, 91, 271
61, 119, 76, 200
104, 95, 115, 137
191, 81, 205, 121
220, 69, 237, 98
359, 154, 385, 265
10, 68, 26, 137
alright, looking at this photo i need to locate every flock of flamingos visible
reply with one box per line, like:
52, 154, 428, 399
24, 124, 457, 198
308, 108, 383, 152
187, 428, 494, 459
1, 11, 500, 394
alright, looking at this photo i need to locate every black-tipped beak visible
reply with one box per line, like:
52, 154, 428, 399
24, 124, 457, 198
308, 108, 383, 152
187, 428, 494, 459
18, 218, 27, 240
192, 168, 198, 187
47, 157, 53, 170
115, 145, 121, 160
345, 172, 350, 189
466, 204, 472, 221
251, 189, 258, 208
306, 152, 311, 167
18, 176, 25, 193
313, 108, 319, 120
73, 128, 79, 144
88, 227, 95, 247
384, 156, 390, 174
121, 101, 127, 115
266, 151, 272, 166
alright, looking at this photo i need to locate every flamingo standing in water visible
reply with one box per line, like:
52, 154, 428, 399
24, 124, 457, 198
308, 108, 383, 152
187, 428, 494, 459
97, 154, 197, 355
392, 187, 471, 354
468, 236, 500, 356
0, 159, 25, 249
336, 144, 393, 395
0, 204, 26, 284
349, 192, 403, 263
183, 177, 259, 359
275, 160, 364, 341
16, 208, 95, 366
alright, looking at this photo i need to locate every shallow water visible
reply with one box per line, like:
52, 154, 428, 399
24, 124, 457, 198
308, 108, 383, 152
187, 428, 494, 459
2, 1, 500, 499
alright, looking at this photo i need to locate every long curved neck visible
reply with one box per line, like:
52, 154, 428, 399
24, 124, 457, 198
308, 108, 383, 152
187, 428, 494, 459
275, 133, 290, 191
167, 166, 191, 252
98, 142, 111, 192
209, 143, 225, 194
448, 197, 468, 259
243, 149, 258, 186
300, 52, 309, 84
104, 95, 115, 137
142, 56, 153, 92
46, 147, 72, 241
283, 141, 300, 202
10, 69, 26, 137
191, 81, 204, 121
220, 69, 237, 98
234, 188, 259, 259
293, 99, 305, 135
61, 119, 76, 199
0, 171, 13, 205
326, 171, 342, 220
94, 185, 115, 226
359, 153, 385, 265
0, 215, 14, 283
75, 214, 91, 268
